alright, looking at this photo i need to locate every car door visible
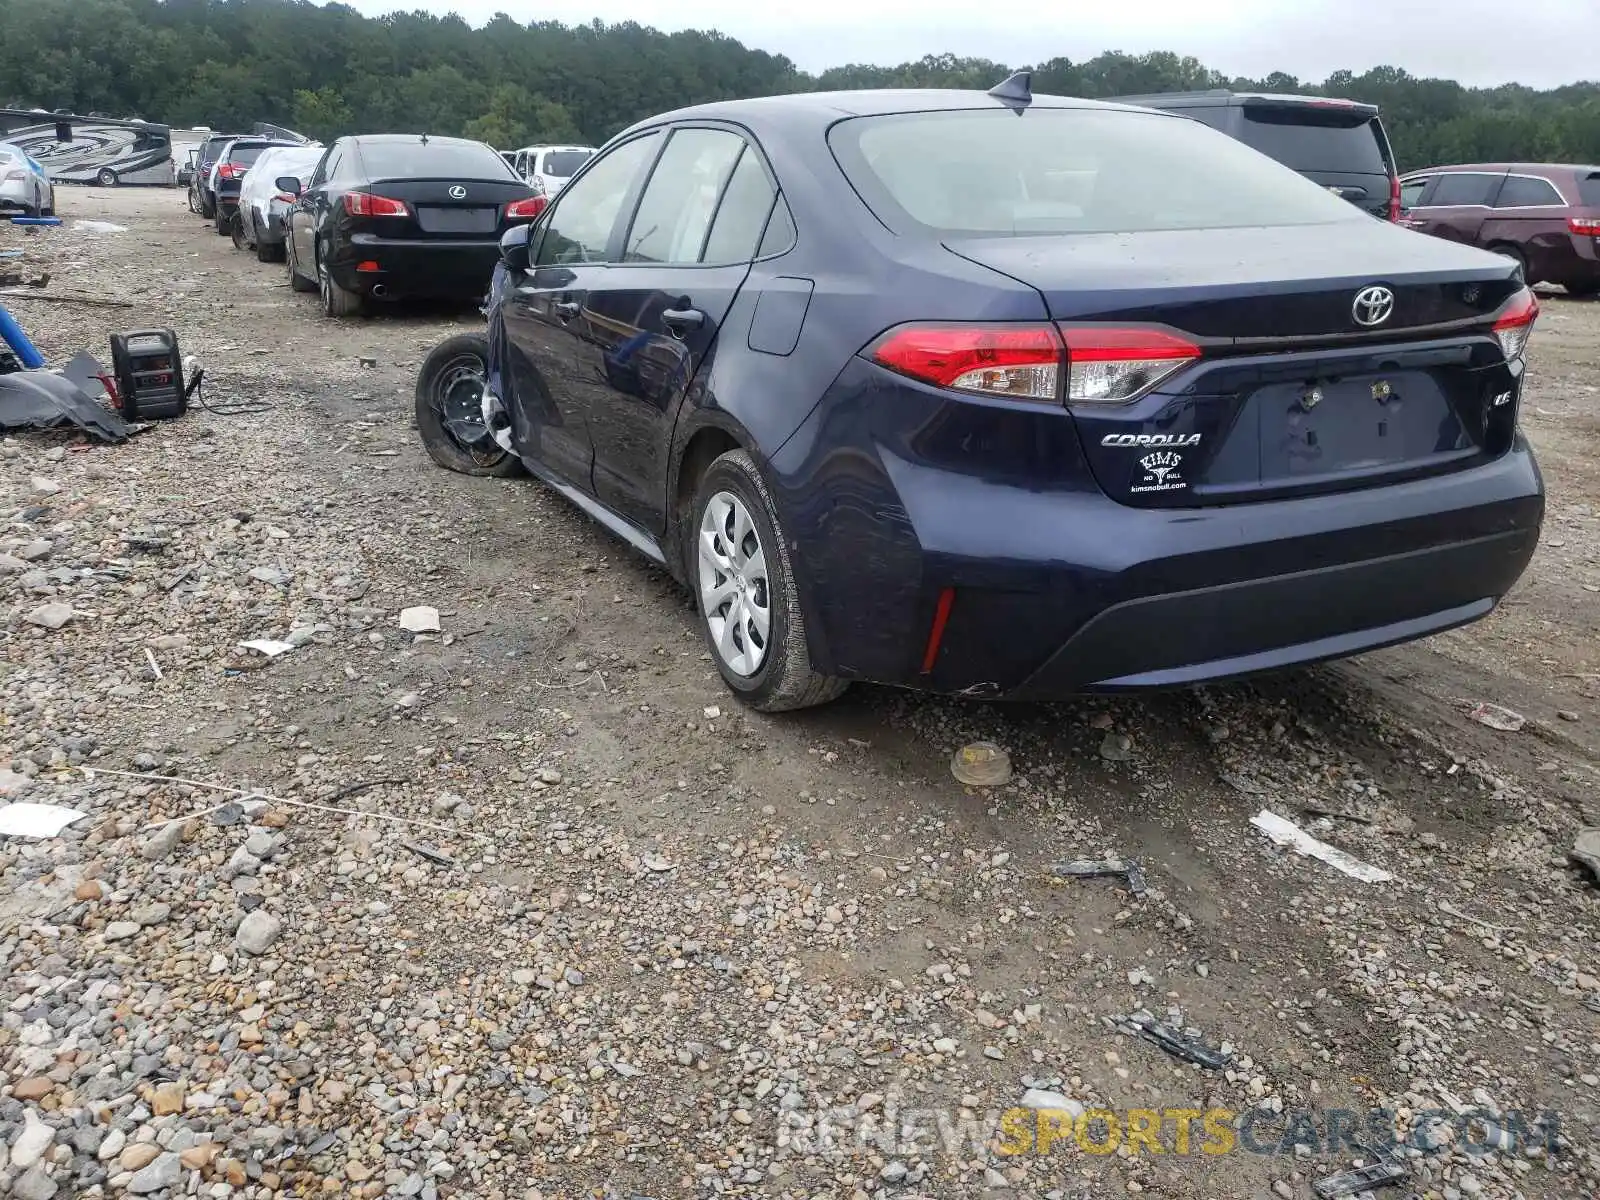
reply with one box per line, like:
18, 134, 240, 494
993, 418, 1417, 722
503, 130, 664, 490
1396, 174, 1434, 226
1403, 170, 1504, 246
584, 127, 778, 534
293, 144, 340, 271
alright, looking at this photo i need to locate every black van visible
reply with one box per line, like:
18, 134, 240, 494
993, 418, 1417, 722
1109, 90, 1401, 222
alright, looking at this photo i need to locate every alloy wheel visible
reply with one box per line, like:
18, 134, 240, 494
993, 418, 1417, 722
697, 491, 771, 677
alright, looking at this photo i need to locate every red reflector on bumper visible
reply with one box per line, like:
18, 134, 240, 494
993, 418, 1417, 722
356, 260, 381, 273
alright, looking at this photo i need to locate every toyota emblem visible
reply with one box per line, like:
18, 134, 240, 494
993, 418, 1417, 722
1352, 285, 1395, 327
448, 185, 467, 199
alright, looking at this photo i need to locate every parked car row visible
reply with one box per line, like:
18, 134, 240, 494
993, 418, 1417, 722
393, 75, 1548, 713
0, 140, 54, 216
192, 132, 550, 318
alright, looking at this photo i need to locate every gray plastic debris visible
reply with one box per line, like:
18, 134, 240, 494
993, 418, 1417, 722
1052, 858, 1147, 899
1312, 1159, 1407, 1197
1116, 1011, 1231, 1070
0, 352, 132, 443
399, 605, 441, 633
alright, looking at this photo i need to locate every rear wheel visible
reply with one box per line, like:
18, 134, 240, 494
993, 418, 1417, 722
690, 449, 847, 712
230, 213, 250, 251
1490, 243, 1528, 281
96, 168, 117, 188
286, 240, 315, 293
414, 334, 522, 478
317, 250, 364, 318
215, 208, 232, 236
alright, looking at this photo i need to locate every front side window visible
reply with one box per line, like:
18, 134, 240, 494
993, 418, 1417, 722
1399, 177, 1432, 209
830, 107, 1367, 236
535, 132, 662, 266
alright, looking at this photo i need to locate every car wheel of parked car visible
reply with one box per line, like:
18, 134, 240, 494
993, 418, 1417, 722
96, 168, 117, 188
1490, 244, 1528, 281
286, 243, 316, 293
256, 236, 283, 264
414, 334, 523, 478
1563, 282, 1598, 299
317, 252, 364, 318
690, 449, 847, 712
230, 215, 250, 252
215, 209, 232, 236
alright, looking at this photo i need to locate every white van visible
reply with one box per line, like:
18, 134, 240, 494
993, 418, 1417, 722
508, 144, 596, 197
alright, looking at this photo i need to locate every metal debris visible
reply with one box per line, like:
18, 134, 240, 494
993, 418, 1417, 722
1052, 857, 1147, 899
402, 840, 456, 868
1250, 809, 1394, 884
1116, 1011, 1231, 1070
1311, 1159, 1407, 1198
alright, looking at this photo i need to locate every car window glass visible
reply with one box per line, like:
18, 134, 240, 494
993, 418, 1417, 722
702, 146, 778, 264
1580, 172, 1600, 206
1399, 177, 1432, 208
358, 139, 514, 179
624, 129, 745, 264
1428, 173, 1500, 207
309, 148, 333, 187
1238, 109, 1388, 175
1495, 175, 1564, 207
757, 195, 797, 257
536, 132, 662, 266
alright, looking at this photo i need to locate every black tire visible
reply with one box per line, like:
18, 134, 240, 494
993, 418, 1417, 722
96, 168, 117, 188
1562, 281, 1598, 299
689, 449, 847, 712
199, 194, 214, 219
414, 334, 523, 478
287, 241, 315, 293
231, 213, 250, 251
25, 186, 41, 219
257, 236, 284, 263
1490, 243, 1528, 281
317, 250, 364, 318
215, 208, 232, 236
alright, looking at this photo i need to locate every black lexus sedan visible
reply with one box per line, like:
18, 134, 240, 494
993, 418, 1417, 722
426, 76, 1543, 713
284, 134, 544, 318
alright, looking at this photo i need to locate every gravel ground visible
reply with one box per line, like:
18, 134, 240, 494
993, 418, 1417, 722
0, 187, 1597, 1200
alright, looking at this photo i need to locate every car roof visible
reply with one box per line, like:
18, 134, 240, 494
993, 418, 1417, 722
1405, 162, 1600, 176
349, 134, 489, 148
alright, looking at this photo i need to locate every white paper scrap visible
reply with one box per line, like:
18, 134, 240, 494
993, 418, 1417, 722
1250, 808, 1394, 883
0, 802, 88, 839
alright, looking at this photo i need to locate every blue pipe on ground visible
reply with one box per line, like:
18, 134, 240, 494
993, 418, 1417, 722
0, 302, 46, 369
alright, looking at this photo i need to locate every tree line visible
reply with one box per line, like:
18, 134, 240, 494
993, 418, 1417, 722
1, 0, 1597, 171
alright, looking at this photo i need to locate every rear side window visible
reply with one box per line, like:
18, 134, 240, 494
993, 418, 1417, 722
1577, 172, 1600, 207
1429, 172, 1501, 206
702, 147, 778, 264
1495, 175, 1565, 207
1238, 107, 1389, 175
358, 140, 514, 180
831, 108, 1364, 237
624, 129, 745, 264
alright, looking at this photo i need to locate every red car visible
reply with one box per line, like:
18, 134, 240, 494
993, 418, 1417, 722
1399, 163, 1600, 296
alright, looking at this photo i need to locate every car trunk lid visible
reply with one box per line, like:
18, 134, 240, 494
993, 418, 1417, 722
946, 223, 1528, 508
361, 177, 532, 239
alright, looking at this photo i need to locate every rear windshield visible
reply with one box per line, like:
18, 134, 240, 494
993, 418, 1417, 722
542, 149, 593, 178
830, 107, 1366, 237
228, 144, 272, 166
202, 138, 230, 160
1580, 172, 1600, 207
358, 140, 515, 180
1238, 107, 1389, 175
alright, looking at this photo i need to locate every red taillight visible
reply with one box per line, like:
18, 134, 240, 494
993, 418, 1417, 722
1389, 174, 1402, 222
273, 192, 296, 203
868, 323, 1202, 405
1491, 288, 1539, 361
219, 163, 246, 180
1569, 216, 1600, 237
344, 192, 408, 217
1059, 326, 1202, 404
506, 195, 549, 221
870, 324, 1064, 401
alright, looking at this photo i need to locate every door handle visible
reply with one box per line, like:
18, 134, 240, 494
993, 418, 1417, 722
661, 306, 704, 333
554, 300, 580, 320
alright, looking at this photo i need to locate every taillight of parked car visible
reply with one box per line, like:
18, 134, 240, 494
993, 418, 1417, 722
1389, 174, 1402, 222
1492, 288, 1540, 362
218, 163, 247, 180
343, 192, 408, 217
1569, 216, 1600, 237
869, 324, 1201, 405
273, 192, 297, 204
506, 196, 548, 221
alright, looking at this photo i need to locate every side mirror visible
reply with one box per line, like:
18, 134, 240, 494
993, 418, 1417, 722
500, 222, 532, 272
274, 176, 301, 197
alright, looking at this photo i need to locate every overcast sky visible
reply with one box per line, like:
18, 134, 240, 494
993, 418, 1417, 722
342, 0, 1597, 89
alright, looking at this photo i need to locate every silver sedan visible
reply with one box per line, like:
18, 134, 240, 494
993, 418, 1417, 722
0, 142, 53, 217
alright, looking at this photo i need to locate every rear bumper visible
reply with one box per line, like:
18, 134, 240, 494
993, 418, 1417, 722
768, 359, 1546, 697
329, 236, 500, 299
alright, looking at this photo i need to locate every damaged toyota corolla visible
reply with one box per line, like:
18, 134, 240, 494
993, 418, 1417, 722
414, 75, 1545, 712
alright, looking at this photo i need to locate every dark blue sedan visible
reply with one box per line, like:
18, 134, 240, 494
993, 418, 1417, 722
415, 76, 1544, 712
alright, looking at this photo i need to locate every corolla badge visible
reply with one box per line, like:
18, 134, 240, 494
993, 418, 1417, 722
1352, 284, 1395, 327
448, 185, 467, 199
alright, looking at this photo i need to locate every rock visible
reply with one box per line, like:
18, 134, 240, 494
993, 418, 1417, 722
880, 1161, 908, 1182
14, 539, 51, 562
130, 902, 170, 926
31, 476, 61, 495
24, 603, 74, 630
984, 1167, 1010, 1188
151, 1081, 185, 1115
97, 1128, 126, 1161
248, 565, 291, 586
179, 1143, 219, 1170
236, 909, 284, 954
126, 1151, 182, 1194
1570, 829, 1600, 882
1020, 1089, 1086, 1119
399, 605, 441, 633
0, 552, 27, 573
140, 819, 186, 861
12, 1076, 53, 1100
104, 920, 141, 941
13, 1163, 57, 1200
1099, 731, 1135, 762
10, 1109, 55, 1168
74, 879, 104, 901
120, 1143, 162, 1170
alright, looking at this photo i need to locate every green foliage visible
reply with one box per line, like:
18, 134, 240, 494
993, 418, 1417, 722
0, 0, 1595, 167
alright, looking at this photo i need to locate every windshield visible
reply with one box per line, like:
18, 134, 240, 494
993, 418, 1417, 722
359, 140, 516, 179
229, 144, 272, 166
830, 107, 1367, 236
542, 149, 594, 178
1239, 108, 1390, 175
